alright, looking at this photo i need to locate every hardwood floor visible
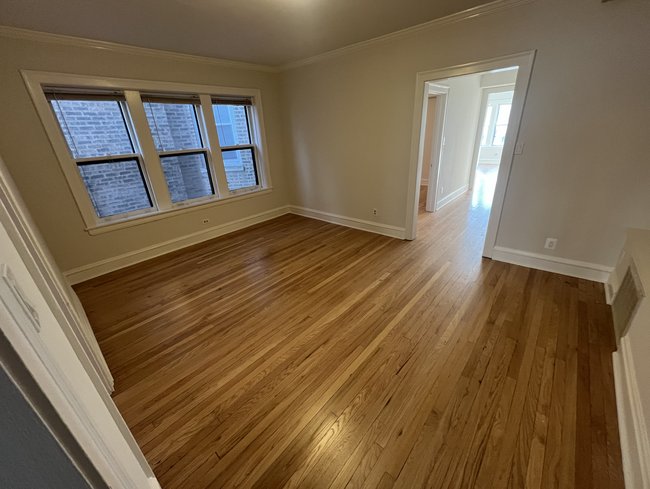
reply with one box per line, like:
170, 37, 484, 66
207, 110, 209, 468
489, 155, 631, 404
75, 181, 625, 489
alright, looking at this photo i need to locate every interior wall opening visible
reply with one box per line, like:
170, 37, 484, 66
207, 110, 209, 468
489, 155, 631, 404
410, 55, 532, 258
421, 67, 518, 212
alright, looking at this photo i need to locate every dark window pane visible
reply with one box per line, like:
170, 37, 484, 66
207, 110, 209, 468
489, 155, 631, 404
144, 102, 203, 152
50, 100, 134, 159
213, 105, 251, 146
222, 149, 258, 191
160, 153, 214, 203
77, 159, 152, 218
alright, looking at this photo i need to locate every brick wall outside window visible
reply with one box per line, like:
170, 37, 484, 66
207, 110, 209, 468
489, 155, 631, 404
51, 99, 259, 216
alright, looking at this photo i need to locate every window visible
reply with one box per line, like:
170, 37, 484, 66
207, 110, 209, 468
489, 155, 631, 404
480, 105, 493, 146
48, 94, 154, 219
492, 104, 512, 146
213, 99, 260, 192
143, 97, 215, 203
213, 105, 244, 172
480, 91, 514, 148
32, 74, 271, 232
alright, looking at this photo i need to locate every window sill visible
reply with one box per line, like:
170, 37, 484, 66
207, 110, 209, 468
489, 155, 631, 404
85, 187, 272, 235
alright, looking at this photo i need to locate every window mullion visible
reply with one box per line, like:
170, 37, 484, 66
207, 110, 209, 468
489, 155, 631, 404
219, 144, 255, 151
199, 94, 231, 197
124, 90, 173, 210
487, 103, 499, 147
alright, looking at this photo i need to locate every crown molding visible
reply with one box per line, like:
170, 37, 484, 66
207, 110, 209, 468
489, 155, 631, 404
280, 0, 536, 71
0, 25, 280, 74
0, 0, 534, 74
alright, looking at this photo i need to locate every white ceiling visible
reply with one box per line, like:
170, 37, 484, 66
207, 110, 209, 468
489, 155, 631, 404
0, 0, 494, 66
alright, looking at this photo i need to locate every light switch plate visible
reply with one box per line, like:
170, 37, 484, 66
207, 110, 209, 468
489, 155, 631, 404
514, 142, 525, 155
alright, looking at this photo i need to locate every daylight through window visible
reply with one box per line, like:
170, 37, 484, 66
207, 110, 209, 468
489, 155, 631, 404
48, 94, 154, 218
213, 98, 259, 191
43, 85, 268, 227
143, 97, 215, 203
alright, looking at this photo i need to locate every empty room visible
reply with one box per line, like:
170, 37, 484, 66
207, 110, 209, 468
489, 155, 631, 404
0, 0, 649, 488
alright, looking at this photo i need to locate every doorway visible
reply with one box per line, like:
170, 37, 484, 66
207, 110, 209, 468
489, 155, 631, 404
406, 51, 535, 258
420, 84, 448, 212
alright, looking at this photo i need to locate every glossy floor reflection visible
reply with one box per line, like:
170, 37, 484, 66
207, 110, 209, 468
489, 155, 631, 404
472, 164, 498, 209
78, 168, 622, 488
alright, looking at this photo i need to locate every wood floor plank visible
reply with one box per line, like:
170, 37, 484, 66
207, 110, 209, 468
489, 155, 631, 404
74, 179, 625, 489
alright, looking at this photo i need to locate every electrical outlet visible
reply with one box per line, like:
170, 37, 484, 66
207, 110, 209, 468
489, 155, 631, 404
545, 238, 557, 250
373, 208, 378, 216
203, 218, 209, 224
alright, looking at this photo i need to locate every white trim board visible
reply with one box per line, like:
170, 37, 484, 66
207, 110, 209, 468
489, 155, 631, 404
405, 51, 536, 259
424, 84, 449, 213
0, 288, 146, 488
64, 206, 290, 284
0, 156, 115, 391
436, 185, 469, 211
0, 26, 278, 73
491, 246, 613, 283
1, 0, 535, 74
21, 71, 275, 234
65, 205, 406, 284
280, 0, 535, 70
149, 476, 163, 489
289, 206, 406, 240
613, 336, 650, 489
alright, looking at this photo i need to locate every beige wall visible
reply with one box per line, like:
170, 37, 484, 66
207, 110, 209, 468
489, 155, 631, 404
480, 69, 517, 88
281, 0, 650, 268
435, 74, 482, 201
0, 36, 289, 273
1, 0, 649, 275
420, 96, 437, 183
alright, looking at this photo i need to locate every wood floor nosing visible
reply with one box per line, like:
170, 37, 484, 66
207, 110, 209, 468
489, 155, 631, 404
76, 172, 625, 489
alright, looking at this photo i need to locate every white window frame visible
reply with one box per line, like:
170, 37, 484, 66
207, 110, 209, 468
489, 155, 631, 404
22, 71, 273, 235
47, 94, 158, 223
213, 105, 245, 172
140, 97, 220, 208
214, 102, 263, 195
480, 91, 514, 149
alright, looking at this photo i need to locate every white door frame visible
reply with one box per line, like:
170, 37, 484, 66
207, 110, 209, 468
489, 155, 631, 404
468, 84, 515, 191
424, 84, 449, 212
0, 155, 160, 488
405, 50, 536, 259
0, 155, 115, 394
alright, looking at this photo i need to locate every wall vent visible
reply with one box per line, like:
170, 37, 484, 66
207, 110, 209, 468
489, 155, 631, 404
611, 260, 645, 343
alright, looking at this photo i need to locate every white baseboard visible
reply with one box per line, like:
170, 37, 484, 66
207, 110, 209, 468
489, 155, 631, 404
289, 205, 406, 239
149, 477, 163, 489
436, 184, 469, 210
613, 337, 650, 489
421, 178, 429, 186
605, 282, 616, 305
65, 204, 407, 284
491, 246, 613, 283
64, 206, 290, 284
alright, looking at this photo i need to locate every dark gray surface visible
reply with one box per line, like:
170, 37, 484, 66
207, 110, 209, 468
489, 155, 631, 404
0, 365, 92, 489
0, 326, 108, 489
